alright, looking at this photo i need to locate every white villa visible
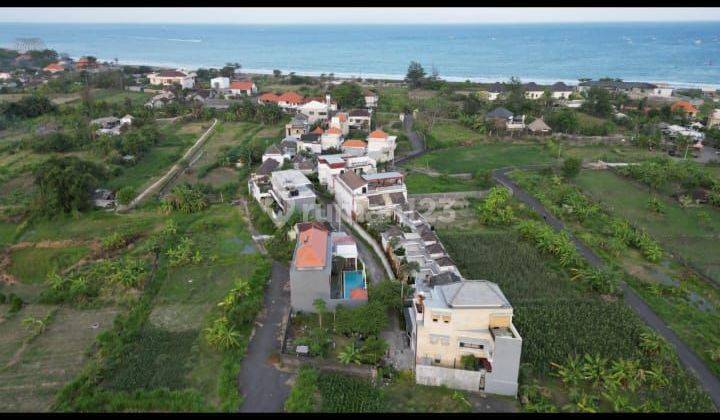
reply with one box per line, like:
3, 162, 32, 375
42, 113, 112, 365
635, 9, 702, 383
148, 69, 196, 89
333, 171, 407, 222
366, 129, 397, 163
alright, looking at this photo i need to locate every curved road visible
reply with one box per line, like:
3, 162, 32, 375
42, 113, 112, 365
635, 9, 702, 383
493, 167, 720, 410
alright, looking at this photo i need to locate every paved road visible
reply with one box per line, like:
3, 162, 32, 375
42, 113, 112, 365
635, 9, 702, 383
237, 261, 292, 412
394, 112, 428, 165
493, 167, 720, 410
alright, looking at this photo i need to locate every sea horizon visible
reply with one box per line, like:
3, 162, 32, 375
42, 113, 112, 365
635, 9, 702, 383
2, 22, 719, 88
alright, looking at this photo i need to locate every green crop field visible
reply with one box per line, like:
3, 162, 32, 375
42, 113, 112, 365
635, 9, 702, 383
575, 170, 720, 283
439, 226, 714, 412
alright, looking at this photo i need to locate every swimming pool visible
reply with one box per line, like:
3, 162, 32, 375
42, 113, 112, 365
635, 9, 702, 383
343, 270, 365, 299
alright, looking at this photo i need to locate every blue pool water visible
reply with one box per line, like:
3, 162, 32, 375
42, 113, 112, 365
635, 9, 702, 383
343, 271, 365, 300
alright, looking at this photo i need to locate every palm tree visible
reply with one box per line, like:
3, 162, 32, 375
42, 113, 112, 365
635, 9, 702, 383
550, 355, 584, 387
204, 317, 241, 351
338, 342, 362, 365
607, 358, 639, 391
639, 331, 668, 358
581, 354, 607, 388
313, 298, 326, 328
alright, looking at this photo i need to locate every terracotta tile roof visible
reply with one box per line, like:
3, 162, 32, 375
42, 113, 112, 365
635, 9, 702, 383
342, 139, 366, 148
230, 80, 254, 90
326, 127, 342, 135
259, 93, 280, 102
368, 129, 388, 139
43, 63, 65, 72
279, 92, 303, 103
335, 112, 347, 122
294, 225, 329, 269
338, 171, 367, 190
671, 101, 698, 114
312, 127, 324, 134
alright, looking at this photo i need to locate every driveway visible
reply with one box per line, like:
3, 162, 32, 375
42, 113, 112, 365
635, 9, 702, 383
493, 167, 720, 410
394, 112, 427, 165
237, 261, 292, 412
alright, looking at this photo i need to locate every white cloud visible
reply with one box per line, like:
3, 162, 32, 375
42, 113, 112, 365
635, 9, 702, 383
1, 7, 719, 24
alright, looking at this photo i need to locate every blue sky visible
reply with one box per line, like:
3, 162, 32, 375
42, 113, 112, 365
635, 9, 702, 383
1, 7, 720, 24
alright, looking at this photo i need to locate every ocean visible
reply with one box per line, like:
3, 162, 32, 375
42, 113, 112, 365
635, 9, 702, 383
1, 22, 719, 88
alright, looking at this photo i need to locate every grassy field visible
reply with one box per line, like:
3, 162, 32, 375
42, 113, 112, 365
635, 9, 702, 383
406, 142, 556, 175
404, 171, 480, 194
574, 170, 720, 283
427, 120, 482, 149
105, 120, 207, 191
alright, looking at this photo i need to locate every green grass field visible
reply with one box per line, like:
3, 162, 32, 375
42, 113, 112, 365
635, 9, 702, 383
7, 246, 89, 284
407, 142, 555, 174
427, 120, 482, 149
404, 172, 480, 194
575, 170, 720, 283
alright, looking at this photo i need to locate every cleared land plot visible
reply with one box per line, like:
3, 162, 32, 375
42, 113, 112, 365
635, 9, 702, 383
575, 170, 720, 283
0, 305, 118, 412
404, 171, 479, 194
406, 142, 555, 174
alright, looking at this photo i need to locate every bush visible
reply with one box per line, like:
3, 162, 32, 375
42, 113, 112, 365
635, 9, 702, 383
334, 301, 389, 337
115, 186, 136, 205
0, 292, 6, 304
8, 293, 23, 313
562, 157, 582, 179
102, 232, 129, 251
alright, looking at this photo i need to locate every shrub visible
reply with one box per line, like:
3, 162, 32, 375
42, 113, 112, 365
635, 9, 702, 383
8, 293, 23, 313
0, 292, 6, 304
285, 365, 320, 412
102, 232, 129, 251
115, 186, 136, 205
561, 157, 582, 179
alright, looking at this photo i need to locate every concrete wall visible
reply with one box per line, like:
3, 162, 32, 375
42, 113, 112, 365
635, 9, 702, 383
485, 329, 522, 397
338, 205, 396, 281
415, 364, 482, 392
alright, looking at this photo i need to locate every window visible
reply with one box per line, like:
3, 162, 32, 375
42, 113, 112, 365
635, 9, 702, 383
442, 315, 451, 324
434, 356, 442, 364
459, 342, 484, 350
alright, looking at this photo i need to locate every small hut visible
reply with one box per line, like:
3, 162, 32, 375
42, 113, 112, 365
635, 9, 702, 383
527, 118, 552, 135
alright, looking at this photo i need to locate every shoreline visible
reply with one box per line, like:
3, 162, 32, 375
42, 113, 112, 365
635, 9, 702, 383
92, 55, 720, 91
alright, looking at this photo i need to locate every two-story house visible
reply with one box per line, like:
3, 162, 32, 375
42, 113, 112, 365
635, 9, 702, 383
366, 129, 397, 163
409, 278, 522, 396
333, 171, 407, 222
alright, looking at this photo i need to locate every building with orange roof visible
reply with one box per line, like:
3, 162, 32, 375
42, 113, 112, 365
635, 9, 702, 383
278, 91, 304, 110
341, 139, 368, 156
229, 79, 257, 96
671, 101, 699, 118
258, 92, 280, 104
367, 129, 398, 163
290, 223, 367, 312
75, 56, 98, 71
311, 126, 324, 134
43, 63, 66, 74
298, 96, 335, 124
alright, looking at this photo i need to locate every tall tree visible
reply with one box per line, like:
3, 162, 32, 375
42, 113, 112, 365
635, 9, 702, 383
405, 61, 426, 88
33, 156, 106, 215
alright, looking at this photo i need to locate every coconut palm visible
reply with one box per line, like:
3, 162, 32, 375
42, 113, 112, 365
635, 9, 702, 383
313, 298, 326, 328
204, 317, 241, 351
601, 389, 632, 412
338, 343, 362, 365
562, 392, 599, 413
